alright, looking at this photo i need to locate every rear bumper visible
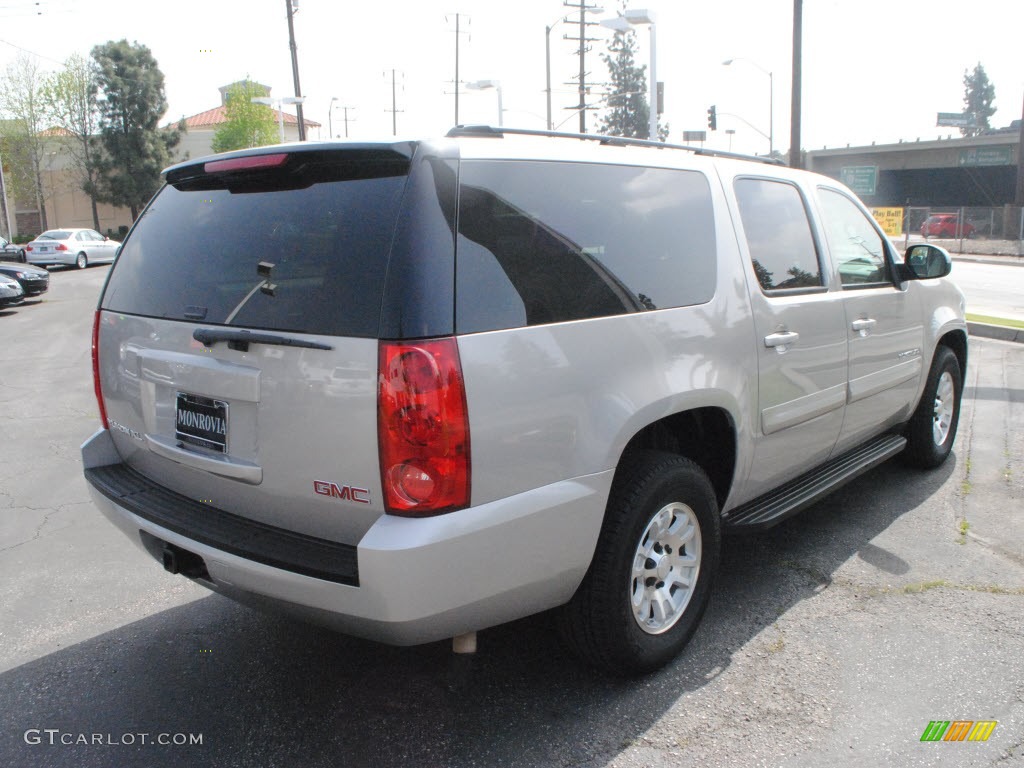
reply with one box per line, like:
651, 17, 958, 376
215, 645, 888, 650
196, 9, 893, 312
82, 429, 611, 645
28, 257, 72, 266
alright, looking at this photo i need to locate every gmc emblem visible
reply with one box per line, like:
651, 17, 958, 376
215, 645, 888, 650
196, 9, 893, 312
313, 480, 370, 504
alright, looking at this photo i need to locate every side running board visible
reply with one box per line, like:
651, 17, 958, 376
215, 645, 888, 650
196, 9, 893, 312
723, 434, 907, 532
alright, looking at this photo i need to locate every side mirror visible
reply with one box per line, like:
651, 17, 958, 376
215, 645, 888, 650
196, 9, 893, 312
902, 243, 952, 280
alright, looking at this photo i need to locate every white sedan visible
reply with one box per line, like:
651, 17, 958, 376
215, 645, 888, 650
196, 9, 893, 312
25, 228, 121, 269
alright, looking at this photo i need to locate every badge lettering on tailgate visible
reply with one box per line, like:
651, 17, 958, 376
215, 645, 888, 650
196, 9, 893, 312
314, 480, 370, 504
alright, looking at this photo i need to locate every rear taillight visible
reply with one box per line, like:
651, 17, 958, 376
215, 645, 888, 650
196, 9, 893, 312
378, 338, 470, 516
92, 309, 109, 430
56, 243, 68, 251
25, 245, 32, 252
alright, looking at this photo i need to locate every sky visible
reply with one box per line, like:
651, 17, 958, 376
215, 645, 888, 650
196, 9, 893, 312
0, 0, 1021, 158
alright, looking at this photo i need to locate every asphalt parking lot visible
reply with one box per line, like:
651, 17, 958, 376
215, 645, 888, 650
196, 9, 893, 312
1, 266, 1022, 768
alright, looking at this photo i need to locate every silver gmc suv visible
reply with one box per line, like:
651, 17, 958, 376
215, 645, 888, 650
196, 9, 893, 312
83, 127, 967, 674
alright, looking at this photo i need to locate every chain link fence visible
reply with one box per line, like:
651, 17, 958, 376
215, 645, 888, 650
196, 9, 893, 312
899, 206, 1024, 255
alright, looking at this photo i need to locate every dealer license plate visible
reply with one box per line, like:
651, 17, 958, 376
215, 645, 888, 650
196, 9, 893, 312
175, 392, 228, 453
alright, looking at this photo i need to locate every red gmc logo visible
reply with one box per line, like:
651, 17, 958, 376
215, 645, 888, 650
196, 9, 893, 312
313, 480, 370, 504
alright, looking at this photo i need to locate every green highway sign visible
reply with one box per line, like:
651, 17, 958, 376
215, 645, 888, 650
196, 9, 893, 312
840, 165, 878, 196
937, 112, 975, 128
958, 147, 1013, 166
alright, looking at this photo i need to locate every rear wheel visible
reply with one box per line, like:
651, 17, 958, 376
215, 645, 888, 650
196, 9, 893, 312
902, 346, 961, 468
76, 252, 88, 269
557, 451, 720, 675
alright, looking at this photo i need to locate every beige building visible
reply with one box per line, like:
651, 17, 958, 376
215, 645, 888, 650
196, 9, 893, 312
3, 82, 319, 241
175, 80, 320, 164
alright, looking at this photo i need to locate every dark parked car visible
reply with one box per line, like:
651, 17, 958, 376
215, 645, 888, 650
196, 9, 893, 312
921, 214, 975, 239
0, 262, 49, 297
0, 236, 26, 262
0, 274, 25, 308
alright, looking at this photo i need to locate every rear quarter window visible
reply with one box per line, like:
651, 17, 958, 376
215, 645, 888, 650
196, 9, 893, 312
455, 160, 716, 333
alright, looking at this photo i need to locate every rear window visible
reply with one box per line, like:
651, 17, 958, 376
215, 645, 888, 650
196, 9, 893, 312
455, 160, 716, 333
101, 152, 409, 338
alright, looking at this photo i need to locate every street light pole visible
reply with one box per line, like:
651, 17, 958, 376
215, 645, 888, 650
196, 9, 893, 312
544, 18, 563, 131
646, 14, 657, 141
466, 80, 503, 126
329, 96, 337, 138
791, 0, 803, 168
722, 58, 773, 155
284, 0, 306, 141
0, 149, 13, 240
251, 96, 305, 143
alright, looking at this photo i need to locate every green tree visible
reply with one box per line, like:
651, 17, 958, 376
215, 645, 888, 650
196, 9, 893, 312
0, 52, 52, 230
961, 63, 996, 137
89, 40, 183, 220
597, 28, 651, 139
40, 53, 103, 230
212, 80, 278, 153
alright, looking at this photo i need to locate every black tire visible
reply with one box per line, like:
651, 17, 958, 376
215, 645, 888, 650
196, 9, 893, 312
557, 451, 720, 675
76, 252, 88, 269
902, 346, 961, 469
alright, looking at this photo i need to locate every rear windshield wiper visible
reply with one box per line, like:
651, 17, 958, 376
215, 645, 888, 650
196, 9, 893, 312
192, 328, 333, 352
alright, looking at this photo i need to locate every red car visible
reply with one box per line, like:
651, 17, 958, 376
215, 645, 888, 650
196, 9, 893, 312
921, 214, 975, 238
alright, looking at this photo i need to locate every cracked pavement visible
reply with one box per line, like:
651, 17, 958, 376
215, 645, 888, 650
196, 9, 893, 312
1, 268, 1021, 768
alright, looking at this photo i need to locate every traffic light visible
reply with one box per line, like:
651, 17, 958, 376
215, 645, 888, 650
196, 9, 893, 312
707, 105, 717, 131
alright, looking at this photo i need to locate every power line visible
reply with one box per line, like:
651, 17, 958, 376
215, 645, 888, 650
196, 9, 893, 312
0, 37, 68, 68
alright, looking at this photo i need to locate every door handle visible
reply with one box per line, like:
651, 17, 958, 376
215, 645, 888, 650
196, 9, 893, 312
851, 318, 877, 336
764, 331, 800, 349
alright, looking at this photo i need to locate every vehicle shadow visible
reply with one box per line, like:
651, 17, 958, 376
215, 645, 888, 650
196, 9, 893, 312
0, 457, 955, 768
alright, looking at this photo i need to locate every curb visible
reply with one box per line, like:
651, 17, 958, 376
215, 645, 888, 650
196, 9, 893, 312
953, 255, 1024, 268
967, 322, 1024, 344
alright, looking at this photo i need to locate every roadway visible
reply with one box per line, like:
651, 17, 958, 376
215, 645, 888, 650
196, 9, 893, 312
1, 265, 1022, 768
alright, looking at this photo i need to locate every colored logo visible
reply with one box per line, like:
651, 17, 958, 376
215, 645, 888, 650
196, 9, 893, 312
920, 721, 997, 742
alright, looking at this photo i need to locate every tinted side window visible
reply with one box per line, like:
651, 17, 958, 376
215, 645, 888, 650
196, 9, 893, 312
817, 188, 892, 287
734, 178, 823, 292
455, 160, 716, 333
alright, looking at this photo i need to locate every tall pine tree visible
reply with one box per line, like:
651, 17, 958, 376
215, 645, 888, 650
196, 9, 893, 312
597, 28, 650, 139
961, 63, 996, 137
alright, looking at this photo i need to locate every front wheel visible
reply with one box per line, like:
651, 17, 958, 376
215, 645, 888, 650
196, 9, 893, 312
902, 346, 962, 468
75, 252, 88, 269
557, 451, 720, 675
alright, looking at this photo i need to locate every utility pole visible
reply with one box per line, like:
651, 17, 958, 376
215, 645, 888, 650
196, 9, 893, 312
562, 0, 602, 133
447, 13, 470, 126
339, 106, 355, 138
1016, 89, 1024, 205
384, 70, 404, 136
789, 0, 802, 168
285, 0, 306, 141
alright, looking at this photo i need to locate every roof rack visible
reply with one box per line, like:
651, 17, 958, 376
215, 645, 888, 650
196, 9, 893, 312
446, 125, 785, 166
